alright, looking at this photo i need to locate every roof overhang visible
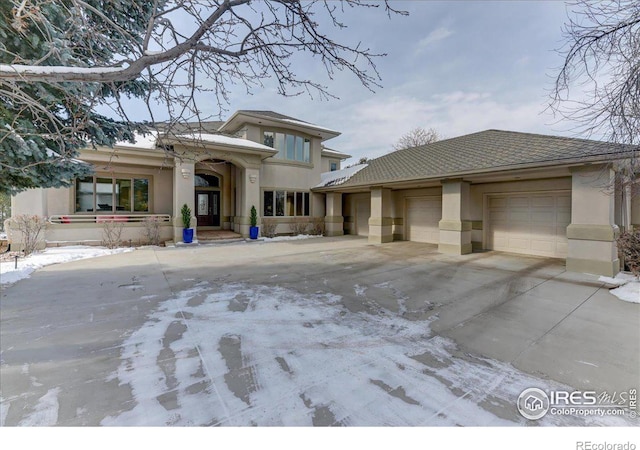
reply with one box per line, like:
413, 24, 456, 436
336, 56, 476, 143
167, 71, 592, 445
163, 134, 278, 160
313, 155, 628, 193
220, 111, 341, 141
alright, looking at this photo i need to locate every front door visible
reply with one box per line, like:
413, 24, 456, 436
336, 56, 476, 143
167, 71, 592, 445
195, 191, 221, 227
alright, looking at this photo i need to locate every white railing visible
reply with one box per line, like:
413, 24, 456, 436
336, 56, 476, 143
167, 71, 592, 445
48, 214, 172, 224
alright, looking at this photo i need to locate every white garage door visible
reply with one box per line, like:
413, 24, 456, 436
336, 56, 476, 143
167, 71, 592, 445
487, 192, 571, 258
356, 198, 371, 236
406, 197, 442, 243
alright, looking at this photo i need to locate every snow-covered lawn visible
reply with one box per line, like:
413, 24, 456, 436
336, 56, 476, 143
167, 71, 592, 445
599, 273, 640, 304
0, 246, 134, 285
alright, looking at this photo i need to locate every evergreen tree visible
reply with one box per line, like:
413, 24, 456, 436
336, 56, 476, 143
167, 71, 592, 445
0, 1, 155, 193
1, 1, 402, 193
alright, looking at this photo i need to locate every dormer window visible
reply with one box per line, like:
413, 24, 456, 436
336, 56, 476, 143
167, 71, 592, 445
263, 131, 311, 163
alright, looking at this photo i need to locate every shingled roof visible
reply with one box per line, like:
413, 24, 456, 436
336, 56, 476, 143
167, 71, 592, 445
331, 130, 635, 188
236, 110, 311, 123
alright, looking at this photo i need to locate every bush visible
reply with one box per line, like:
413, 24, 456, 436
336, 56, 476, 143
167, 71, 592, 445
7, 214, 47, 255
310, 217, 325, 236
289, 217, 308, 235
102, 220, 124, 249
181, 204, 191, 229
250, 205, 258, 227
143, 216, 162, 245
262, 217, 277, 238
617, 230, 640, 277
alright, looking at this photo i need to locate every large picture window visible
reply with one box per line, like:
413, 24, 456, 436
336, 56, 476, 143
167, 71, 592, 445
76, 176, 149, 213
263, 190, 310, 217
263, 131, 311, 163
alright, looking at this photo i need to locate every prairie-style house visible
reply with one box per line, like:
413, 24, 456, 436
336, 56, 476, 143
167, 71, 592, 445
9, 110, 639, 276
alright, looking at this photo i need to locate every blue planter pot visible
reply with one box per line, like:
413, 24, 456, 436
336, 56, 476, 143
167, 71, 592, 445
249, 226, 259, 240
183, 228, 194, 243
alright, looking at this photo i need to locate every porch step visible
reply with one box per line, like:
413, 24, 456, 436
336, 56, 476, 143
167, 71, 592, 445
197, 230, 243, 241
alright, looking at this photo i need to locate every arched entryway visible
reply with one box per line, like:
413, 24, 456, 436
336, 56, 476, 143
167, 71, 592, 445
194, 173, 221, 227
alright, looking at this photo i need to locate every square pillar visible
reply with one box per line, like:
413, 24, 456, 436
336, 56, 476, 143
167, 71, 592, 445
325, 192, 344, 236
438, 179, 472, 254
237, 166, 261, 237
368, 187, 393, 244
173, 161, 196, 243
566, 165, 619, 276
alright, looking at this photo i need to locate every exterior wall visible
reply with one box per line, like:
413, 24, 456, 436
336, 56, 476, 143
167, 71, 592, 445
257, 131, 325, 233
469, 177, 572, 250
9, 163, 174, 247
321, 157, 341, 173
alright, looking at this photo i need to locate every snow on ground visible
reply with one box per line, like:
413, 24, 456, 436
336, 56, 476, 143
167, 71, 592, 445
0, 246, 134, 285
98, 281, 633, 426
261, 234, 322, 243
599, 272, 640, 304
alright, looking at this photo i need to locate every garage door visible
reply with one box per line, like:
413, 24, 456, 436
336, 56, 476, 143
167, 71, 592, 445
406, 197, 442, 243
487, 192, 570, 258
356, 198, 370, 236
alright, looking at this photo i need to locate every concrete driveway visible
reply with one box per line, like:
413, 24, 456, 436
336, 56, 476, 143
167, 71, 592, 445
1, 236, 638, 426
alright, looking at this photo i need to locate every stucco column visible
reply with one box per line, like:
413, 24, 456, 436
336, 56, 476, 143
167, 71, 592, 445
368, 187, 393, 244
173, 161, 196, 243
438, 179, 472, 254
566, 165, 619, 276
237, 166, 261, 237
325, 192, 344, 236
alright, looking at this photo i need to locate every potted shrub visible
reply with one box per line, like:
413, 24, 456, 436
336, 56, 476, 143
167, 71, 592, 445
181, 203, 194, 243
249, 205, 259, 239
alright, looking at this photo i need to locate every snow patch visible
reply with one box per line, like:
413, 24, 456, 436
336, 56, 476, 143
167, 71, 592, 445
261, 235, 322, 243
599, 273, 640, 304
178, 133, 275, 151
0, 246, 134, 285
0, 63, 125, 75
280, 118, 339, 134
18, 387, 60, 426
317, 164, 367, 188
115, 131, 158, 150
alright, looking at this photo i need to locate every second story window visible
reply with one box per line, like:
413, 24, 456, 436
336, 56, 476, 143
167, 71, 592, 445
330, 162, 338, 172
263, 131, 311, 163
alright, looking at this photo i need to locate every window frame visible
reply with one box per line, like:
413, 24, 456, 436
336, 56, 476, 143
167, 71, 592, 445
262, 189, 311, 217
263, 130, 312, 163
75, 175, 151, 214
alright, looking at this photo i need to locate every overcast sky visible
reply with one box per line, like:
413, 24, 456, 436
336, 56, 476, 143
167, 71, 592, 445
125, 1, 582, 164
214, 1, 578, 164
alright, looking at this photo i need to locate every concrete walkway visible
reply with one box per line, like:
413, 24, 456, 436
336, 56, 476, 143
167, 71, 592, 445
1, 236, 638, 425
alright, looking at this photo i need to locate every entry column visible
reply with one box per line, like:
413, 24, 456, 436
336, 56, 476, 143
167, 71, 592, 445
368, 187, 393, 244
438, 179, 472, 254
173, 160, 195, 243
238, 166, 261, 237
566, 165, 619, 276
325, 192, 344, 236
